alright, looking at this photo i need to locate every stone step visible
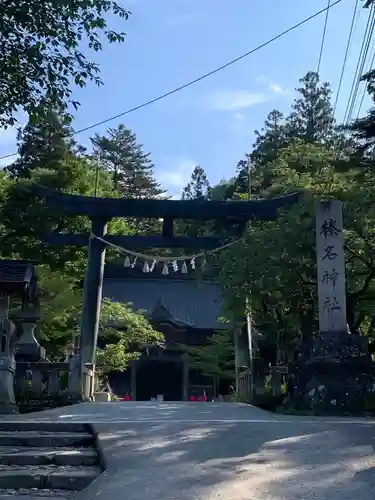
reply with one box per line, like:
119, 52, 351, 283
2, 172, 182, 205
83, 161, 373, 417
0, 432, 94, 448
0, 489, 76, 498
0, 465, 100, 490
0, 447, 98, 466
0, 488, 77, 498
0, 423, 91, 434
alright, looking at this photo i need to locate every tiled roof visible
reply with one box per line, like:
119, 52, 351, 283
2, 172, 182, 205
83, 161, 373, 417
102, 277, 227, 330
0, 260, 33, 283
0, 260, 37, 298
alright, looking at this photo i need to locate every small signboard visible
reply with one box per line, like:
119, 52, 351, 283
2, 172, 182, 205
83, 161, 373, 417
264, 365, 288, 375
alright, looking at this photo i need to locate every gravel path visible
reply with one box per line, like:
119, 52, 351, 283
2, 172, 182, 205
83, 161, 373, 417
4, 402, 375, 499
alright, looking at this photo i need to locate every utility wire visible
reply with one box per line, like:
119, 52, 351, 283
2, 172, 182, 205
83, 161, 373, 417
343, 8, 373, 123
355, 38, 375, 118
346, 7, 375, 122
317, 0, 332, 74
0, 0, 344, 164
333, 0, 360, 115
343, 6, 375, 124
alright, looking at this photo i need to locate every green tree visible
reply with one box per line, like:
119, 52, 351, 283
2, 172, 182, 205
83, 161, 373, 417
234, 110, 287, 198
347, 69, 375, 156
219, 141, 375, 360
285, 71, 335, 143
33, 265, 163, 375
91, 124, 165, 199
1, 168, 163, 372
182, 165, 211, 200
187, 329, 235, 381
0, 0, 129, 126
210, 178, 236, 201
7, 109, 80, 178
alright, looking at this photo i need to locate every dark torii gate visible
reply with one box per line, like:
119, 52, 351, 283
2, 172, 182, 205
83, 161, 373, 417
33, 185, 301, 396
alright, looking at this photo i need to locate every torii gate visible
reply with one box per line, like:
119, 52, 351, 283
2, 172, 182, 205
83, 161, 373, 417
33, 184, 301, 396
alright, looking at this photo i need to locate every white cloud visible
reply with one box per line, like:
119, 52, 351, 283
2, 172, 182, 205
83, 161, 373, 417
269, 82, 283, 94
268, 81, 289, 96
233, 112, 246, 121
158, 159, 196, 195
256, 76, 288, 96
206, 90, 267, 111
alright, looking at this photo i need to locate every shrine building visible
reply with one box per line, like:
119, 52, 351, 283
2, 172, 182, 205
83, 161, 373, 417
102, 263, 252, 401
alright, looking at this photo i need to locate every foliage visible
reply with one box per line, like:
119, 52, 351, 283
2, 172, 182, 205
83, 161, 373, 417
187, 329, 235, 381
30, 264, 164, 372
0, 0, 129, 126
182, 165, 211, 200
214, 70, 375, 365
95, 299, 164, 373
7, 108, 81, 178
179, 165, 212, 238
0, 113, 163, 374
285, 72, 335, 144
91, 124, 165, 199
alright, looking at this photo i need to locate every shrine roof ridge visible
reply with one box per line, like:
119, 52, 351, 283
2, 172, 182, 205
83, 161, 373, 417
32, 184, 303, 220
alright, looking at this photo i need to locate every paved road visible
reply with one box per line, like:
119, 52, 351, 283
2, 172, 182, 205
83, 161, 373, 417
7, 402, 375, 500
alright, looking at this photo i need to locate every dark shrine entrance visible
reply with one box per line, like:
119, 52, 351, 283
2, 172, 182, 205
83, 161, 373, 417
136, 359, 182, 401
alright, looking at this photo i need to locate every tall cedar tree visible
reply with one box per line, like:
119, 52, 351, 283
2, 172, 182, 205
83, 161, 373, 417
91, 124, 165, 199
235, 110, 286, 197
180, 166, 211, 238
7, 108, 79, 178
234, 72, 337, 199
181, 165, 211, 200
285, 71, 335, 143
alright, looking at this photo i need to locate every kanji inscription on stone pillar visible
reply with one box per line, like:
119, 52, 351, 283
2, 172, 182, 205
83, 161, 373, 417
316, 200, 347, 334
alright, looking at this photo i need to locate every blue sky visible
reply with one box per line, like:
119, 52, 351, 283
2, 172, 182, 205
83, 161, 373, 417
0, 0, 372, 197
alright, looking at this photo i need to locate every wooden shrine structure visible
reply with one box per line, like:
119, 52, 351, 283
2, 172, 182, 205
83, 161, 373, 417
33, 184, 302, 399
102, 263, 264, 401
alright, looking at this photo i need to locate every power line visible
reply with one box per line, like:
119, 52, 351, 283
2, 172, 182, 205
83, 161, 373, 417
347, 8, 375, 122
355, 38, 375, 118
333, 0, 360, 115
343, 8, 373, 123
0, 0, 344, 164
343, 6, 375, 124
317, 0, 332, 74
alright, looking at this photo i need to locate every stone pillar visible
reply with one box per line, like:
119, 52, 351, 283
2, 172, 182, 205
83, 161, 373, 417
289, 200, 371, 413
0, 296, 18, 414
130, 361, 137, 401
15, 308, 45, 362
67, 353, 83, 402
316, 200, 347, 336
182, 354, 189, 401
80, 217, 108, 366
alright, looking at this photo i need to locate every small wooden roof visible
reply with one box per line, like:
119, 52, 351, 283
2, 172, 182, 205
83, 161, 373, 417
0, 260, 38, 300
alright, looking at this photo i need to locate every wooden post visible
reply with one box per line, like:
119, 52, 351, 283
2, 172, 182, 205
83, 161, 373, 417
316, 201, 347, 335
130, 361, 137, 401
182, 354, 189, 401
0, 295, 18, 414
80, 217, 108, 366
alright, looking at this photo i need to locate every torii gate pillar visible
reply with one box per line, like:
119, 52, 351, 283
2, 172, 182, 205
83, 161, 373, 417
80, 217, 107, 396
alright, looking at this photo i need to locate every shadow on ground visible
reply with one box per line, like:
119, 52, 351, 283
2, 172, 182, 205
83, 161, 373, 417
7, 402, 375, 499
84, 420, 375, 499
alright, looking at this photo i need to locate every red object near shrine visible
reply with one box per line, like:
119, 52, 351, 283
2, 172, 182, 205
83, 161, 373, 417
189, 395, 197, 401
199, 391, 207, 402
121, 392, 131, 401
